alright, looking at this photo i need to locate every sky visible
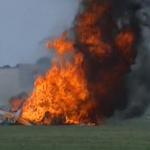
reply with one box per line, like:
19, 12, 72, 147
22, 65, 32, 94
0, 0, 80, 66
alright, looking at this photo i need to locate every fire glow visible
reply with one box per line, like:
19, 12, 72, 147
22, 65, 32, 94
21, 0, 136, 125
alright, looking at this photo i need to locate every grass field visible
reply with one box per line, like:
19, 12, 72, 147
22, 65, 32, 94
0, 117, 150, 150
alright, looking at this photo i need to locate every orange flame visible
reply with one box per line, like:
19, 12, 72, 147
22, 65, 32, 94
21, 0, 136, 125
75, 2, 111, 58
21, 33, 94, 125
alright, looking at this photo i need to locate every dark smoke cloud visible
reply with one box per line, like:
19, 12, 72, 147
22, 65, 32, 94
123, 0, 150, 118
108, 0, 150, 118
74, 0, 150, 119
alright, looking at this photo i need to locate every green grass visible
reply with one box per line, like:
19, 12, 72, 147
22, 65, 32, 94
0, 117, 150, 150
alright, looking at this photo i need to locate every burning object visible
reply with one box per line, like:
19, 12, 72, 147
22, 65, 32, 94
9, 92, 28, 112
0, 92, 31, 125
0, 0, 141, 125
20, 0, 139, 125
0, 108, 31, 125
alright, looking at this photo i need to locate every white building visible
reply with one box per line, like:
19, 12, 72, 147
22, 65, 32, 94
0, 64, 42, 108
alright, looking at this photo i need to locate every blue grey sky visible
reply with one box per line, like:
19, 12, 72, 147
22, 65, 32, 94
0, 0, 80, 66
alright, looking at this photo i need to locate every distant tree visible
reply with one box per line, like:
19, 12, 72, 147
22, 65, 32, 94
16, 64, 21, 68
3, 65, 10, 68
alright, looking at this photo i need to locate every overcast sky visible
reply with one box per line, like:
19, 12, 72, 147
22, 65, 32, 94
0, 0, 80, 66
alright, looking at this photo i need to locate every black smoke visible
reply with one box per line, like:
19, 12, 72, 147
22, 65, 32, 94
123, 0, 150, 118
73, 0, 150, 119
106, 0, 150, 118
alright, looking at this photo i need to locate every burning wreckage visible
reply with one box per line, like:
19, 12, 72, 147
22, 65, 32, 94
0, 108, 32, 125
0, 0, 143, 125
0, 92, 55, 125
0, 93, 32, 125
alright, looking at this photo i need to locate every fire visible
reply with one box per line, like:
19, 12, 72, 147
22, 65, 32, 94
21, 0, 136, 125
21, 33, 92, 125
9, 92, 27, 111
75, 2, 111, 58
46, 32, 74, 56
115, 29, 135, 63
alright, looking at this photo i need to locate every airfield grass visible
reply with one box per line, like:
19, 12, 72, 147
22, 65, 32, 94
0, 117, 150, 150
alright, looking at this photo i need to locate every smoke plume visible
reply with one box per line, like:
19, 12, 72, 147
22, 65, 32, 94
74, 0, 142, 118
123, 0, 150, 118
